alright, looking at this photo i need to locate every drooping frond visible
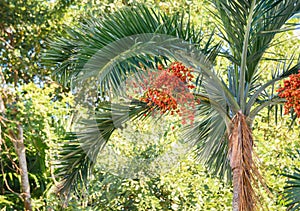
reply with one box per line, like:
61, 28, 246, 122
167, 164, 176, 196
54, 100, 151, 198
44, 5, 217, 88
180, 51, 238, 179
182, 95, 231, 179
176, 50, 240, 114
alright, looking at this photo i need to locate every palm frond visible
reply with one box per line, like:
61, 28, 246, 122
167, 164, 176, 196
44, 5, 217, 88
284, 168, 300, 211
182, 100, 231, 180
181, 53, 239, 179
176, 50, 240, 114
246, 59, 300, 116
54, 100, 151, 198
212, 0, 300, 80
249, 96, 285, 119
210, 0, 300, 112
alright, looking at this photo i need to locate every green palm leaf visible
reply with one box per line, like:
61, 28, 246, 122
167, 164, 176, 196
183, 102, 231, 179
44, 5, 217, 88
211, 0, 300, 112
55, 100, 151, 196
247, 60, 300, 117
213, 0, 300, 81
284, 168, 300, 211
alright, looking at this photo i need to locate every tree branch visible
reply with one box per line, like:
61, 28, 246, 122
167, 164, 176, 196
0, 37, 14, 49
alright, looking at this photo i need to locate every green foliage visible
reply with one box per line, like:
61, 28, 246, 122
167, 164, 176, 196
254, 111, 300, 210
47, 116, 233, 210
0, 0, 115, 209
0, 82, 73, 210
85, 161, 233, 211
45, 110, 300, 210
0, 0, 79, 84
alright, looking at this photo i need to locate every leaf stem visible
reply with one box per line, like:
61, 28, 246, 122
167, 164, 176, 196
239, 0, 256, 113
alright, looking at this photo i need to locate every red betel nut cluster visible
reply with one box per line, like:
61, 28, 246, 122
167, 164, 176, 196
277, 70, 300, 117
140, 62, 197, 124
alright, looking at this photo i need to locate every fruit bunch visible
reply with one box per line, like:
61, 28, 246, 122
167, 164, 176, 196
277, 70, 300, 117
160, 62, 196, 90
140, 62, 196, 124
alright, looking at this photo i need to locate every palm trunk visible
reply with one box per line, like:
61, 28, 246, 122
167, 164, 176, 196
232, 167, 241, 211
229, 111, 255, 211
9, 125, 32, 211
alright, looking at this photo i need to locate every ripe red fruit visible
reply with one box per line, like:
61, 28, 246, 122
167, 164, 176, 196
138, 62, 197, 124
277, 70, 300, 118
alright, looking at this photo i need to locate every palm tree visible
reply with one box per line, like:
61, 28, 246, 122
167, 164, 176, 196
45, 1, 300, 210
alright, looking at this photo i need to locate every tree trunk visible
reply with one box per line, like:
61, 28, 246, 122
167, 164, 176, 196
0, 69, 6, 155
0, 93, 4, 115
0, 93, 4, 142
229, 111, 256, 211
232, 167, 241, 211
10, 125, 32, 211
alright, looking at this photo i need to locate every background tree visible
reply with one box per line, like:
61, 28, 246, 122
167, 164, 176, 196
0, 0, 78, 209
